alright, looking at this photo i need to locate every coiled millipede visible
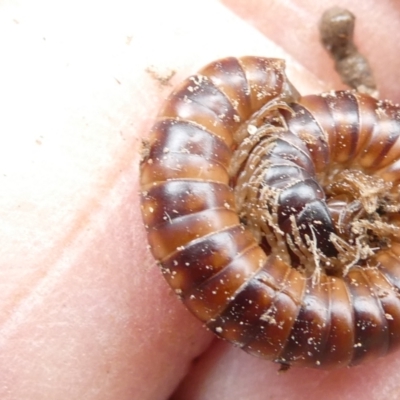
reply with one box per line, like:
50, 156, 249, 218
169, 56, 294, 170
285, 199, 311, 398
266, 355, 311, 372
139, 54, 400, 369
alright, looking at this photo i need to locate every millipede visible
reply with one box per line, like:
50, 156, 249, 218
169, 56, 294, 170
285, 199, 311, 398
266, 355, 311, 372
139, 8, 400, 369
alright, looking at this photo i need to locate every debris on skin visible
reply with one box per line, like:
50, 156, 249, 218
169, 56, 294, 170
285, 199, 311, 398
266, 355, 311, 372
145, 65, 176, 86
140, 139, 151, 162
319, 7, 378, 97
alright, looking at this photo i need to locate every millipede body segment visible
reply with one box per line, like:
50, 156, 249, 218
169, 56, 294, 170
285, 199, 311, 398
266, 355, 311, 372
140, 56, 400, 369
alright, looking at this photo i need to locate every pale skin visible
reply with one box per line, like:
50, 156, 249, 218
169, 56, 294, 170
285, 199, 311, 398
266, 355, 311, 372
1, 0, 400, 399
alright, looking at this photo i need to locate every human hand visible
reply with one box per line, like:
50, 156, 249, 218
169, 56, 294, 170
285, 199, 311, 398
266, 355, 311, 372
2, 1, 400, 399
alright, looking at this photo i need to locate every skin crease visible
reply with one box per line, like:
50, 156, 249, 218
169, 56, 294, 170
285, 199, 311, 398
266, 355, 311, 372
0, 0, 400, 399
